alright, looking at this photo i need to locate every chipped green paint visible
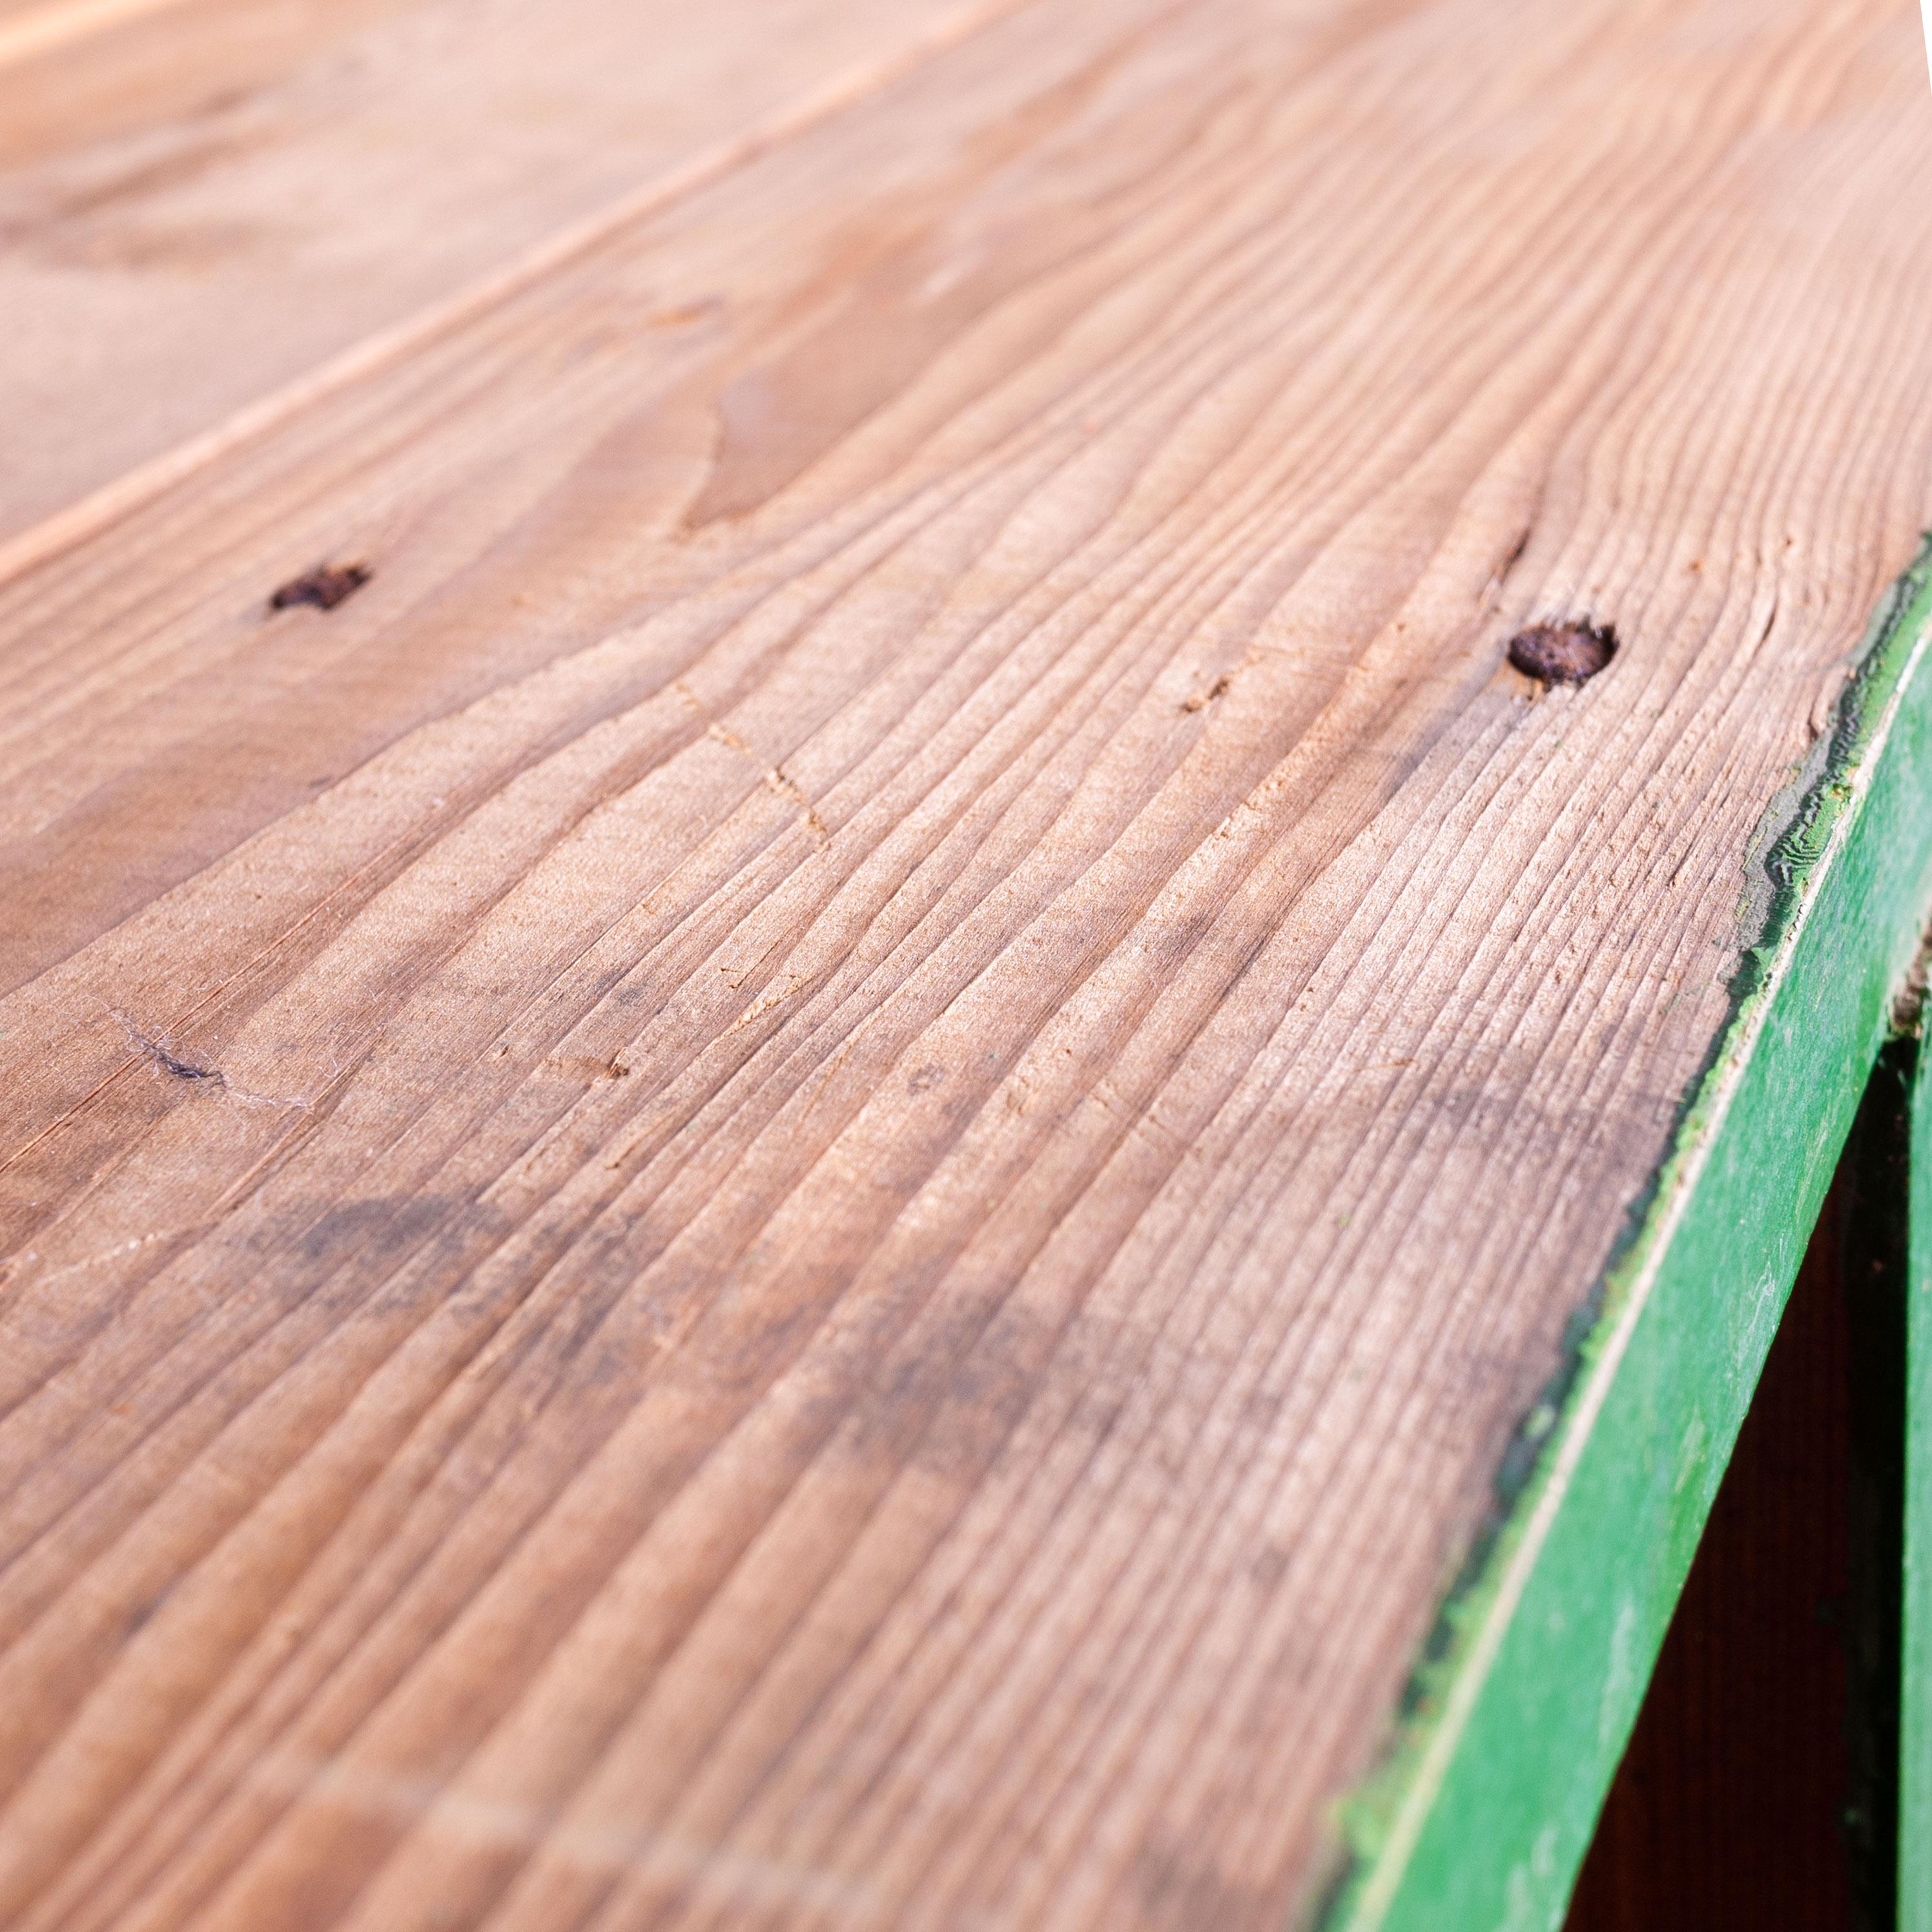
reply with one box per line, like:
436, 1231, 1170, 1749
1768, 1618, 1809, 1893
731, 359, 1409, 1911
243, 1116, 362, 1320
1321, 536, 1932, 1932
1907, 1045, 1932, 1931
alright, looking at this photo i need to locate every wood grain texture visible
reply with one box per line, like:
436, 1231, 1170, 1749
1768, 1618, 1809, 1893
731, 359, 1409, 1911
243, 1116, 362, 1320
3, 1, 1932, 1927
1339, 539, 1932, 1932
0, 0, 198, 67
0, 0, 994, 551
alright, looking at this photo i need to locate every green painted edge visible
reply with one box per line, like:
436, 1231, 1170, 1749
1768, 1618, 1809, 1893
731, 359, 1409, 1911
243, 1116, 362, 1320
1906, 1033, 1932, 1929
1318, 534, 1932, 1932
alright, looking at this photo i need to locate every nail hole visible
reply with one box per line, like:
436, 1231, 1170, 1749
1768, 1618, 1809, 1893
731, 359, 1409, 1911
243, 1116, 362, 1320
1506, 619, 1618, 688
269, 562, 371, 613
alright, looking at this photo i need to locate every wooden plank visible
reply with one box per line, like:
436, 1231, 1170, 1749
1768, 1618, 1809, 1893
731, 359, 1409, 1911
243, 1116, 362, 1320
0, 0, 999, 553
1338, 550, 1932, 1930
0, 0, 195, 60
3, 1, 1932, 1927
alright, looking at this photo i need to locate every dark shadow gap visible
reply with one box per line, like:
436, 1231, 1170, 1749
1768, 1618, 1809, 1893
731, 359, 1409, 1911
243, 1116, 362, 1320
1565, 1038, 1909, 1932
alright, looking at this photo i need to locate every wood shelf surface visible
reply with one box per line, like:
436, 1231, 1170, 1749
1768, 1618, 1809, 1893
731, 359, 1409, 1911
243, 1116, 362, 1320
0, 0, 994, 552
3, 1, 1931, 1927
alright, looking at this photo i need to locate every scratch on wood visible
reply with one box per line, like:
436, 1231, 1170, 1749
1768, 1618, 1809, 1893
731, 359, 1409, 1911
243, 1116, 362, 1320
677, 681, 828, 842
727, 973, 805, 1035
1181, 643, 1264, 713
762, 765, 829, 842
1087, 1076, 1191, 1157
3, 1224, 215, 1293
1484, 524, 1534, 604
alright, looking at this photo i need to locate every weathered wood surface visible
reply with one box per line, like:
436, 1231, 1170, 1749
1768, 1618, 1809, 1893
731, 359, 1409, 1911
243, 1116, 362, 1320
3, 0, 1931, 1927
0, 0, 991, 553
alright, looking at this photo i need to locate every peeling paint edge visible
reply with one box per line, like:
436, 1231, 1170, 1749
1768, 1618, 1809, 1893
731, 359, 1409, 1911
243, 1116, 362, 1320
1319, 535, 1932, 1932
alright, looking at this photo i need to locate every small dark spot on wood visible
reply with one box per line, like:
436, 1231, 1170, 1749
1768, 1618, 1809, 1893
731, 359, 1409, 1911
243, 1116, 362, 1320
269, 562, 371, 613
152, 1046, 221, 1082
1181, 673, 1233, 714
1506, 618, 1618, 688
1248, 1545, 1290, 1589
908, 1063, 946, 1094
296, 1195, 460, 1272
112, 1008, 224, 1087
126, 1585, 171, 1634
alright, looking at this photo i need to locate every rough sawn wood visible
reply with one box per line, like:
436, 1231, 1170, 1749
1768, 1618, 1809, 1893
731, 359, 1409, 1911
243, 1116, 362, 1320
2, 1, 1931, 1927
0, 0, 994, 553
